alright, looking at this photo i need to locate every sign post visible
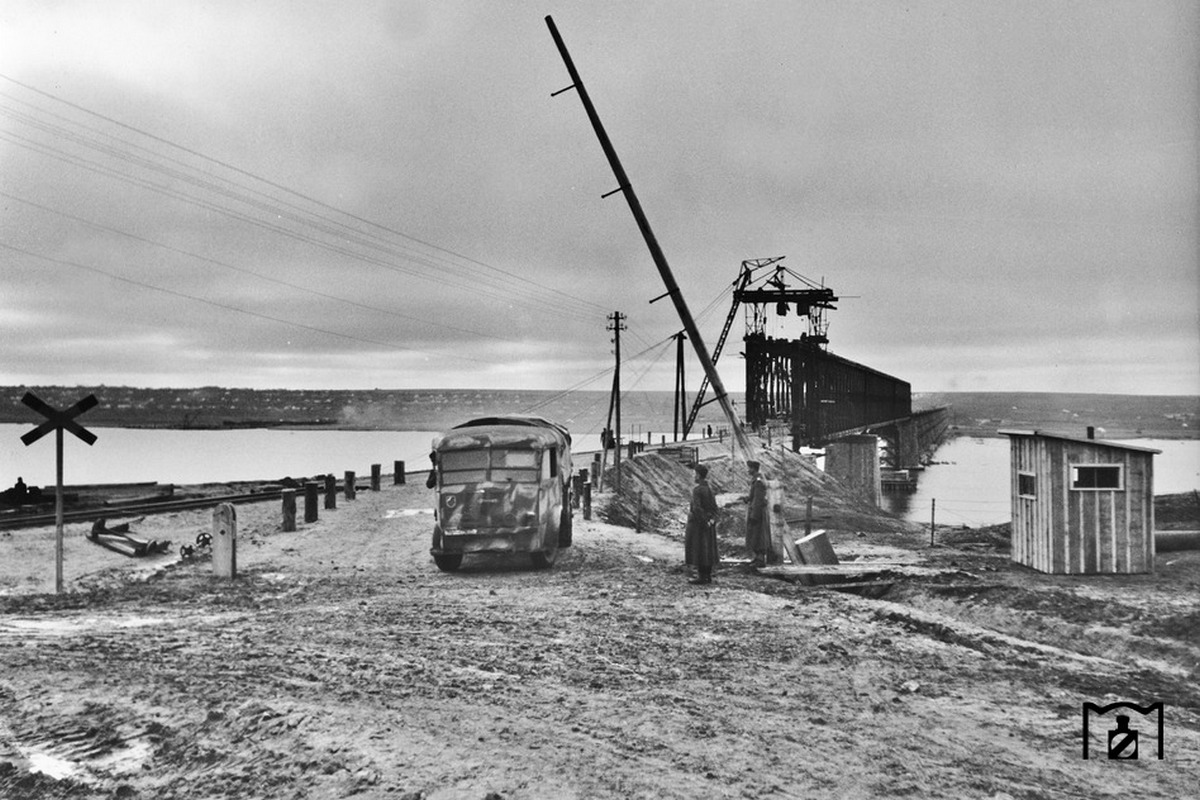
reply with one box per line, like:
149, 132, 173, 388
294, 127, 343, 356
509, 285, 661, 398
20, 392, 98, 593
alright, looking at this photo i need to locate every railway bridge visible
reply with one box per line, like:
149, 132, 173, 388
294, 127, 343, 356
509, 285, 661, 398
683, 257, 949, 462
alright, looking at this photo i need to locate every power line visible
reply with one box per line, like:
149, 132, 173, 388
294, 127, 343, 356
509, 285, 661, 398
0, 75, 612, 314
0, 79, 612, 320
0, 241, 497, 365
0, 190, 523, 346
0, 120, 604, 323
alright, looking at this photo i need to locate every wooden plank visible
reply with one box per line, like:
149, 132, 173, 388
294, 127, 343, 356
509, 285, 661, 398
767, 481, 801, 566
758, 563, 946, 577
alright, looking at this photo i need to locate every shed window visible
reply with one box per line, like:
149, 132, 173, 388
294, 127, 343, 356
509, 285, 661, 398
1018, 472, 1036, 498
1070, 465, 1123, 491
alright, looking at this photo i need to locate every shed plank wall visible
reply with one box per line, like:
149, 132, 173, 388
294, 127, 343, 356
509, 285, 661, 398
1008, 434, 1153, 575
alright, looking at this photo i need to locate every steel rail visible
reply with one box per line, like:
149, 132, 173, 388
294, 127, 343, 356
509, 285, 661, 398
0, 489, 288, 531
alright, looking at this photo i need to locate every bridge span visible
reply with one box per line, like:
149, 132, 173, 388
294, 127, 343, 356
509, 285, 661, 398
825, 406, 951, 470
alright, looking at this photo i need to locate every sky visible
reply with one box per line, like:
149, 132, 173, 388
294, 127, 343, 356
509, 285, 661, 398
1, 0, 1196, 398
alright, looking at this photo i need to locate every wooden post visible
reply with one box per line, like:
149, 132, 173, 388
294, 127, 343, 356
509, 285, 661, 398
55, 427, 64, 594
395, 460, 406, 485
593, 452, 602, 492
282, 489, 297, 532
212, 503, 237, 579
324, 473, 337, 509
766, 481, 795, 565
345, 470, 356, 500
930, 498, 936, 546
805, 497, 813, 538
583, 481, 592, 520
324, 472, 338, 510
304, 482, 319, 523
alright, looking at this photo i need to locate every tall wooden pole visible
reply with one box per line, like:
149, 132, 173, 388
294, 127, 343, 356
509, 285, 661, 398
546, 15, 752, 458
608, 311, 625, 492
673, 331, 686, 442
55, 426, 64, 594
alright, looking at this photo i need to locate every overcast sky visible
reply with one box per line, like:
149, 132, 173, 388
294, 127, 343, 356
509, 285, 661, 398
1, 1, 1196, 397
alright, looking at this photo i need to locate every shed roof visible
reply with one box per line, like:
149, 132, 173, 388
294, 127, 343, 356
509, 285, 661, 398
998, 429, 1161, 455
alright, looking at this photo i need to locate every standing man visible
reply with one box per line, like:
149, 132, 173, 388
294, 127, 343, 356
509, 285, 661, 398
685, 463, 719, 585
745, 459, 769, 568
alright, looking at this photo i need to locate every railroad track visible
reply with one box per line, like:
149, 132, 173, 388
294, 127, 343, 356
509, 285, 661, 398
0, 490, 287, 531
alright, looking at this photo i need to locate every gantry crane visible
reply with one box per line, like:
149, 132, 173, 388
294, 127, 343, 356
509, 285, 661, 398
683, 257, 837, 436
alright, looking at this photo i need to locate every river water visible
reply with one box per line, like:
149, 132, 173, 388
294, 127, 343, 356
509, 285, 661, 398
0, 424, 613, 487
882, 436, 1200, 526
3, 424, 1196, 527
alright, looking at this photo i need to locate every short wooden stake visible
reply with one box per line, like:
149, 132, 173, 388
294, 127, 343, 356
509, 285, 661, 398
324, 473, 337, 509
395, 460, 406, 485
212, 503, 237, 579
304, 481, 319, 523
371, 463, 381, 491
345, 471, 356, 500
572, 472, 584, 508
930, 498, 936, 546
282, 489, 297, 532
583, 482, 592, 520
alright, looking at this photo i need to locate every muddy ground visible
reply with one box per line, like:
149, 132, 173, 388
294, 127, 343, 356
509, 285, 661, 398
1, 446, 1198, 799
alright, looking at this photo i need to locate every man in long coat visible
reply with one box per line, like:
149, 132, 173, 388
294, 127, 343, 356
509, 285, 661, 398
745, 459, 769, 567
685, 463, 719, 585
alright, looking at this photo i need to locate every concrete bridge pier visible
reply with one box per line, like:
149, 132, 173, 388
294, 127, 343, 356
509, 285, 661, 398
825, 434, 882, 507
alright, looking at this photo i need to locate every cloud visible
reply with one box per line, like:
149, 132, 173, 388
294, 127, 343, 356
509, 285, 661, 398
0, 1, 1195, 396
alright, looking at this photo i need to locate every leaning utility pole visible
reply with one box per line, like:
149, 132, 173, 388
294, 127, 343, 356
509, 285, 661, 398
546, 15, 752, 457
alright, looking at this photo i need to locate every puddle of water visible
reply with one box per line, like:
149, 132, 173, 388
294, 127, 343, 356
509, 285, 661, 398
24, 738, 153, 782
26, 746, 81, 780
0, 616, 169, 636
384, 509, 434, 518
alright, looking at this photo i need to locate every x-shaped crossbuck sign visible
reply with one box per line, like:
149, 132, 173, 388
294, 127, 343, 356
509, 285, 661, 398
21, 392, 99, 446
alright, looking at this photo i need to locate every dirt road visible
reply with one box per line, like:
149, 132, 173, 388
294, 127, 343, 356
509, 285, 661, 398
1, 479, 1198, 799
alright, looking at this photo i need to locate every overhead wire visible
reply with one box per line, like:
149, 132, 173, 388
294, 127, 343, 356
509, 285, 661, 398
0, 74, 739, 425
0, 84, 610, 327
0, 191, 525, 346
0, 118, 603, 324
0, 76, 614, 317
0, 241, 497, 365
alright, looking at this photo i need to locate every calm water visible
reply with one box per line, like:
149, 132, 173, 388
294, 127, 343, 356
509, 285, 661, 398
4, 424, 1195, 527
0, 424, 614, 487
884, 436, 1200, 526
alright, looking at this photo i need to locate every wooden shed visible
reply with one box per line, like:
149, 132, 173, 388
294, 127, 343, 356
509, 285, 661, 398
999, 430, 1159, 574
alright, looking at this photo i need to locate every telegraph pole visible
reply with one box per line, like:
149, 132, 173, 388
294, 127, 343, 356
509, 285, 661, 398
607, 311, 626, 492
673, 331, 686, 441
546, 15, 752, 457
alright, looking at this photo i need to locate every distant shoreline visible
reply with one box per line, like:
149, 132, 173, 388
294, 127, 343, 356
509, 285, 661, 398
2, 387, 1195, 440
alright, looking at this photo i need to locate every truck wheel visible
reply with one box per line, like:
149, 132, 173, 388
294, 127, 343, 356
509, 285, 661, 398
433, 553, 463, 572
558, 503, 573, 548
530, 546, 558, 570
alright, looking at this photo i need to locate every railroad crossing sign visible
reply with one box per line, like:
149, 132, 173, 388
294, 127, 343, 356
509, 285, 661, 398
21, 392, 99, 446
19, 391, 99, 593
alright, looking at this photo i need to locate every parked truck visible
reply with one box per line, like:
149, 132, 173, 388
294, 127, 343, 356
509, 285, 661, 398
428, 415, 573, 572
